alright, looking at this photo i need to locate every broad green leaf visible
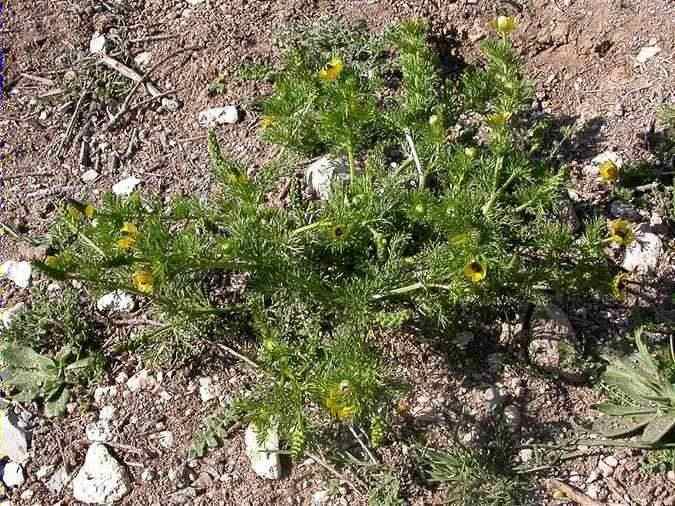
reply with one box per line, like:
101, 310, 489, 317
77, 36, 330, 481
45, 387, 70, 418
591, 414, 653, 438
4, 369, 50, 390
65, 357, 94, 372
641, 415, 675, 445
12, 387, 41, 403
595, 402, 656, 417
0, 344, 54, 370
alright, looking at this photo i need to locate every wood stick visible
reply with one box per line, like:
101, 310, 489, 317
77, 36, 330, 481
54, 83, 90, 158
98, 54, 163, 98
545, 479, 604, 506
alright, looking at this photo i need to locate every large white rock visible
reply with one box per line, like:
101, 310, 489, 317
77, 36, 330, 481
112, 176, 141, 196
2, 462, 25, 488
96, 291, 135, 313
244, 423, 282, 480
0, 410, 30, 464
305, 156, 349, 200
0, 261, 31, 288
198, 106, 239, 127
72, 443, 130, 504
622, 226, 662, 273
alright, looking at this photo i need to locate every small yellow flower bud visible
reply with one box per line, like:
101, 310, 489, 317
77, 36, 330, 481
607, 219, 635, 246
132, 269, 154, 294
490, 16, 518, 35
318, 56, 344, 81
598, 160, 619, 183
464, 260, 487, 283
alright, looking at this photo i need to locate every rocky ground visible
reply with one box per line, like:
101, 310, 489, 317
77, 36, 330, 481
1, 0, 675, 505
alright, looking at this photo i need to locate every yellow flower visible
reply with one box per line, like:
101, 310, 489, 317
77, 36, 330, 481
327, 223, 348, 241
118, 222, 138, 250
464, 147, 477, 159
121, 222, 138, 236
84, 204, 96, 219
490, 16, 518, 35
325, 380, 356, 421
67, 199, 96, 219
117, 237, 136, 250
464, 260, 487, 283
260, 115, 274, 129
319, 56, 344, 81
486, 111, 511, 128
598, 160, 619, 183
44, 255, 58, 267
607, 219, 635, 246
132, 269, 154, 294
611, 272, 629, 300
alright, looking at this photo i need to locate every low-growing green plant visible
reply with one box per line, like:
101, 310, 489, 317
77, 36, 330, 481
368, 471, 405, 506
0, 344, 99, 417
28, 17, 615, 456
422, 424, 527, 506
592, 328, 675, 445
0, 288, 104, 416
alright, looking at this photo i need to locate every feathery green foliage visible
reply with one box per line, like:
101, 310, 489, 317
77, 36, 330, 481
29, 18, 614, 455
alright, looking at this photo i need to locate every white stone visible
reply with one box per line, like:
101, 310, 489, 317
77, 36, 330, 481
86, 420, 113, 443
503, 405, 521, 427
186, 0, 205, 4
0, 410, 30, 464
305, 156, 349, 200
198, 106, 239, 128
47, 466, 71, 495
636, 46, 660, 63
598, 460, 614, 478
141, 469, 155, 482
94, 386, 117, 405
112, 176, 141, 196
126, 369, 157, 392
81, 169, 100, 182
36, 465, 55, 480
156, 431, 175, 449
312, 490, 331, 505
622, 226, 662, 273
99, 406, 116, 421
244, 423, 282, 480
72, 443, 130, 504
89, 33, 107, 54
2, 462, 25, 488
0, 261, 32, 288
483, 386, 503, 411
133, 52, 152, 70
198, 377, 220, 402
518, 449, 534, 463
96, 291, 135, 313
604, 455, 619, 467
0, 303, 26, 328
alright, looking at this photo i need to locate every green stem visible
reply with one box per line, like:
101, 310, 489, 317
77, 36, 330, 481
347, 144, 356, 182
290, 220, 328, 238
482, 156, 518, 216
372, 281, 451, 301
